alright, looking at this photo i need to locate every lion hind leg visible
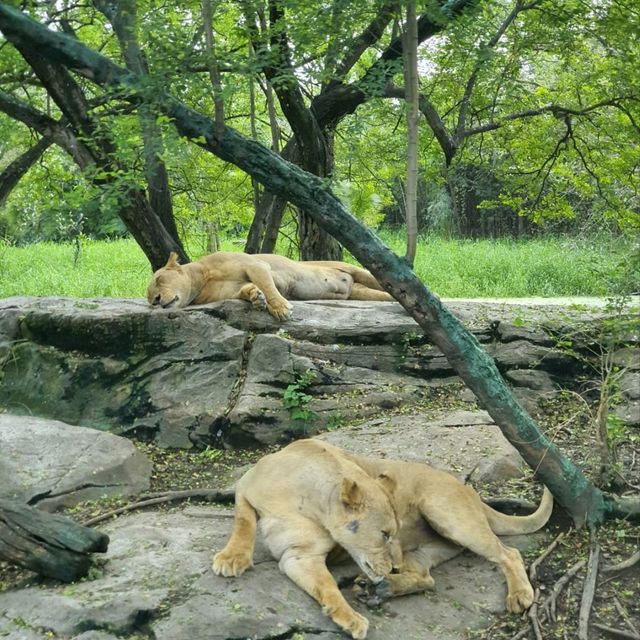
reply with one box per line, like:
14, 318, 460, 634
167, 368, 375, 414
212, 493, 257, 577
280, 551, 369, 639
348, 283, 394, 302
420, 496, 534, 612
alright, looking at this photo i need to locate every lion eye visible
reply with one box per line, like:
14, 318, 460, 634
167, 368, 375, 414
382, 531, 391, 543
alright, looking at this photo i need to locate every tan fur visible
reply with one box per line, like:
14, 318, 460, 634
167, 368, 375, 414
147, 251, 392, 320
345, 451, 553, 615
213, 440, 553, 638
212, 440, 401, 639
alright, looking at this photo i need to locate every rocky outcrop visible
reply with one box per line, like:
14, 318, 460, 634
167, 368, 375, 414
0, 296, 637, 448
0, 415, 152, 510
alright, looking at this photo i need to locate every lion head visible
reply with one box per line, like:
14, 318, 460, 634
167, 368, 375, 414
146, 252, 193, 309
328, 474, 401, 582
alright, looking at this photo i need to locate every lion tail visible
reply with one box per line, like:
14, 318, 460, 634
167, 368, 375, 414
482, 487, 553, 535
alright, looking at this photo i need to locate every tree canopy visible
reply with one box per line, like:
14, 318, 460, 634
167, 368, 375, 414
0, 0, 637, 262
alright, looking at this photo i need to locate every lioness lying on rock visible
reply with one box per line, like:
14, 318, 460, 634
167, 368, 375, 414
213, 439, 553, 639
147, 251, 392, 319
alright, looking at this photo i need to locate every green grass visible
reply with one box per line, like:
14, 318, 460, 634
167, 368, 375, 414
0, 232, 635, 299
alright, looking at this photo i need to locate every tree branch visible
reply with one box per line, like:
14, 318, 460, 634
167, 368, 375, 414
455, 0, 536, 143
328, 1, 396, 86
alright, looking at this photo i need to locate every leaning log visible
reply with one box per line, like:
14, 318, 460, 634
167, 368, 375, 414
0, 499, 109, 582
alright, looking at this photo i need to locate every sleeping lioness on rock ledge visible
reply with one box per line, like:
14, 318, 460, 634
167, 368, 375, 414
212, 439, 553, 639
146, 251, 392, 319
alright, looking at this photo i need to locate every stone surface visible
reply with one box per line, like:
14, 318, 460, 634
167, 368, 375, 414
316, 409, 525, 483
0, 415, 151, 510
1, 296, 637, 447
0, 506, 543, 640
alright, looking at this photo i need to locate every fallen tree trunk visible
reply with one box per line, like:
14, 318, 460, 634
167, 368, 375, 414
0, 4, 638, 527
0, 499, 109, 582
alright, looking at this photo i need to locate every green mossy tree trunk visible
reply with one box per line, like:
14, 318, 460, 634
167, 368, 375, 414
1, 4, 637, 527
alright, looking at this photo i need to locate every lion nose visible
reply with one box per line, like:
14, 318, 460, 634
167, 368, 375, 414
152, 294, 161, 306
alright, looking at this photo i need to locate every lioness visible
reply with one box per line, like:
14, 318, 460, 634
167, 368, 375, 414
212, 439, 401, 639
147, 251, 392, 319
213, 440, 552, 639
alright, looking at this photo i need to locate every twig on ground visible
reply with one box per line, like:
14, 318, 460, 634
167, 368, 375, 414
528, 588, 543, 640
614, 595, 640, 638
603, 550, 640, 573
578, 539, 600, 640
82, 488, 235, 526
511, 559, 586, 640
546, 559, 586, 622
529, 531, 566, 582
592, 623, 640, 640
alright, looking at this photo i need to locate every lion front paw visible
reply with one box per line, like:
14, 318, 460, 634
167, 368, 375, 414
327, 605, 369, 639
267, 297, 292, 320
506, 585, 534, 613
212, 547, 252, 577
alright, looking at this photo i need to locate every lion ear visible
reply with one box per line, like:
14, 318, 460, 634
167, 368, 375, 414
165, 252, 180, 269
340, 478, 364, 510
377, 472, 396, 497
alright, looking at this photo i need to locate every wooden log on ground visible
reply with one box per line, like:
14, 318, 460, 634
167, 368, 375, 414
0, 499, 109, 582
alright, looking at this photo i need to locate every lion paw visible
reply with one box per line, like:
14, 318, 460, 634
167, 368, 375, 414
212, 548, 252, 577
506, 585, 534, 613
327, 606, 369, 639
353, 576, 390, 608
267, 298, 292, 320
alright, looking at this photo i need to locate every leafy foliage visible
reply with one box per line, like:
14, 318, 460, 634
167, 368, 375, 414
0, 0, 638, 249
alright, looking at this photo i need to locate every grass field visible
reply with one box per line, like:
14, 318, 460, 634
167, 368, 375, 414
0, 231, 636, 299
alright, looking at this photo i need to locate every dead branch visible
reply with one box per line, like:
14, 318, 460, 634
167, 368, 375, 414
529, 531, 566, 582
511, 559, 586, 640
528, 587, 543, 640
82, 488, 235, 527
578, 540, 600, 640
546, 559, 586, 622
614, 595, 640, 638
603, 550, 640, 573
592, 623, 640, 640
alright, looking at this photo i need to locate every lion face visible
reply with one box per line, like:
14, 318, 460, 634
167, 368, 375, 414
147, 252, 192, 308
329, 475, 401, 582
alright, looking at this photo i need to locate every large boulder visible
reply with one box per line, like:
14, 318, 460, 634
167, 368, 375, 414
0, 296, 635, 447
0, 415, 151, 511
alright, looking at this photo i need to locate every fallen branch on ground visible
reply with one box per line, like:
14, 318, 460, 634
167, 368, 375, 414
578, 540, 600, 639
82, 488, 235, 526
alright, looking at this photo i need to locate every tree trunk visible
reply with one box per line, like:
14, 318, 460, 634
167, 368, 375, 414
402, 1, 419, 266
94, 0, 185, 255
0, 137, 52, 207
0, 499, 109, 582
1, 4, 637, 527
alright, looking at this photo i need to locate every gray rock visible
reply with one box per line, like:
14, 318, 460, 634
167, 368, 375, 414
0, 296, 629, 447
0, 415, 151, 510
316, 409, 525, 483
620, 371, 640, 400
506, 369, 557, 392
614, 399, 640, 426
0, 506, 546, 640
